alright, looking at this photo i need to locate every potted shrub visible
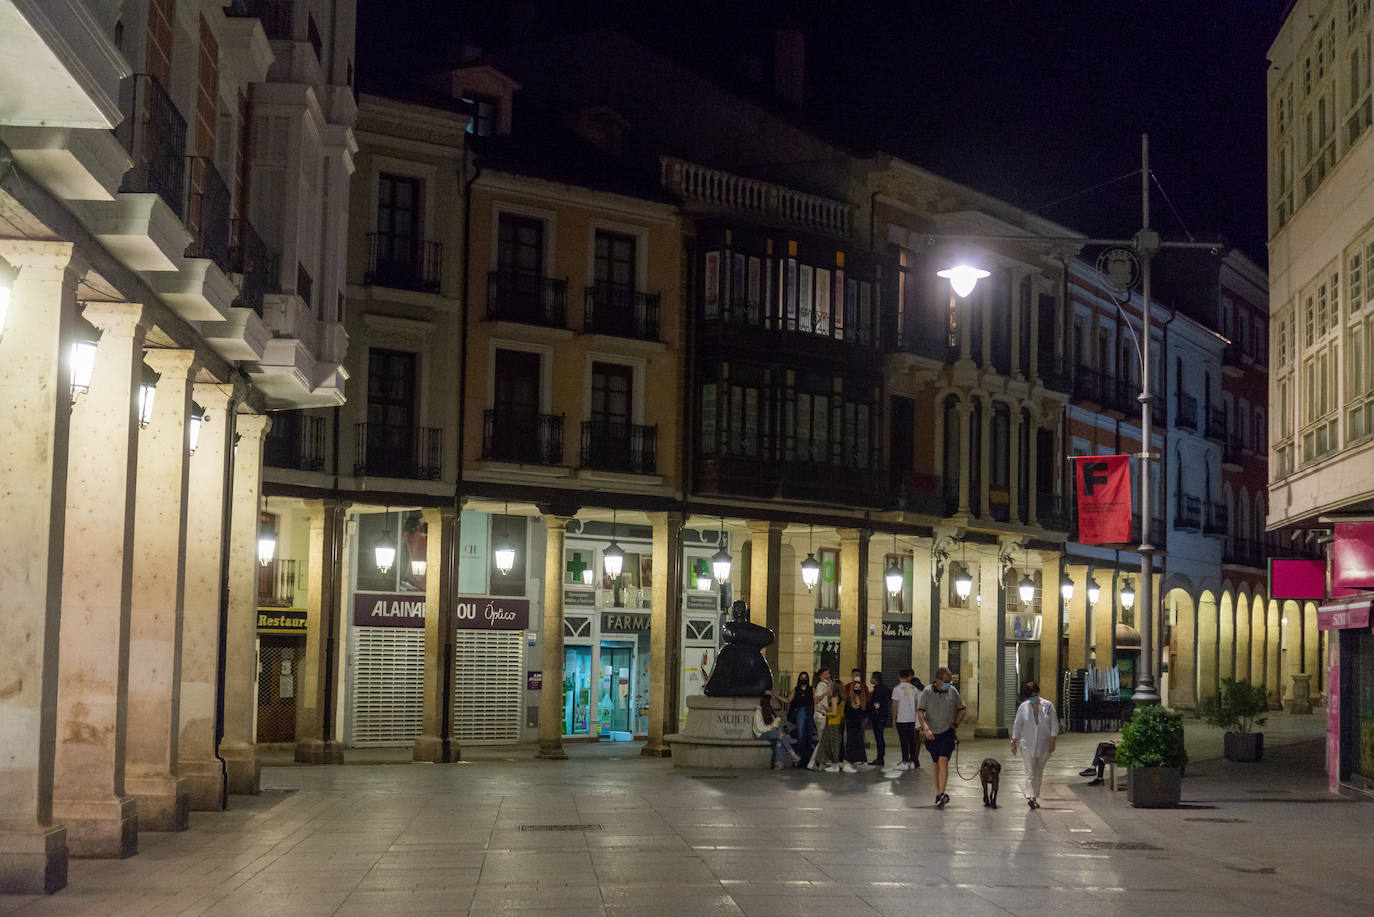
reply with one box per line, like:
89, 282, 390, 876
1116, 703, 1188, 808
1199, 678, 1268, 762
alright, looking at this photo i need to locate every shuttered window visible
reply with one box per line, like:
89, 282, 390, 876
349, 627, 425, 746
453, 630, 524, 743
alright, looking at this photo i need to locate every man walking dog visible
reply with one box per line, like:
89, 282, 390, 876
917, 666, 966, 808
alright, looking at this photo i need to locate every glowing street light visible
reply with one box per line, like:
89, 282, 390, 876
937, 265, 991, 298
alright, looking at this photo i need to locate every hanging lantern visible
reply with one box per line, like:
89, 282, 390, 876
711, 546, 732, 583
493, 504, 516, 575
375, 509, 396, 574
1086, 578, 1101, 607
1060, 574, 1075, 602
1018, 573, 1036, 605
188, 402, 206, 454
1120, 580, 1136, 609
800, 552, 820, 591
69, 315, 101, 403
603, 540, 624, 578
884, 559, 904, 596
954, 566, 973, 600
257, 532, 276, 567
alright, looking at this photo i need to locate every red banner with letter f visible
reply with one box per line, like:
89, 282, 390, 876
1074, 455, 1132, 544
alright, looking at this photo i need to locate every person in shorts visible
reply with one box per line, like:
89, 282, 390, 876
917, 666, 967, 808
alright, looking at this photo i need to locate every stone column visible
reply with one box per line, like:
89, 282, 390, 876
0, 241, 77, 893
1171, 592, 1199, 713
538, 515, 572, 759
53, 300, 148, 859
748, 521, 784, 674
295, 498, 348, 764
1040, 553, 1063, 707
1197, 592, 1219, 708
415, 506, 459, 763
218, 413, 270, 795
976, 552, 1008, 736
912, 543, 938, 684
1065, 564, 1089, 674
837, 529, 868, 679
1009, 410, 1023, 522
957, 400, 972, 514
125, 349, 197, 833
1303, 604, 1320, 698
177, 383, 235, 811
1026, 420, 1040, 525
978, 404, 991, 518
642, 511, 684, 757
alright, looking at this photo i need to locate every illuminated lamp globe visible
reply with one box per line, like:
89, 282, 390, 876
375, 540, 396, 575
257, 533, 276, 567
954, 568, 973, 600
603, 541, 624, 579
711, 546, 732, 583
1018, 574, 1036, 604
937, 265, 991, 298
493, 540, 516, 576
800, 553, 821, 591
1060, 575, 1075, 602
1086, 578, 1101, 607
1120, 581, 1136, 610
885, 559, 904, 596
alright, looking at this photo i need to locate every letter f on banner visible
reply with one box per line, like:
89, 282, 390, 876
1074, 454, 1132, 544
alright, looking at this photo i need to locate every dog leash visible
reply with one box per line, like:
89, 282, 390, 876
950, 737, 981, 782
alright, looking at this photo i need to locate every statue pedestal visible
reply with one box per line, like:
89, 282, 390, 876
666, 695, 773, 768
1284, 673, 1313, 714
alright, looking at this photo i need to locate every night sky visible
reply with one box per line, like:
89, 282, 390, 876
358, 0, 1288, 264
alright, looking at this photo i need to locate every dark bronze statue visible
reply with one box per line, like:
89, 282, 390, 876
703, 600, 774, 697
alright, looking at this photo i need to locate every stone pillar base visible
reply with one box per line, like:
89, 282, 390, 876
52, 795, 137, 859
125, 775, 189, 832
219, 742, 260, 795
0, 824, 68, 894
294, 739, 344, 765
413, 735, 460, 763
537, 740, 568, 760
177, 758, 225, 811
639, 742, 672, 758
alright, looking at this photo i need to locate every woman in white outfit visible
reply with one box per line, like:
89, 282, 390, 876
1009, 680, 1058, 809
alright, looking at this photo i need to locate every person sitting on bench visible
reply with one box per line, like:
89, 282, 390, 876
1079, 741, 1117, 785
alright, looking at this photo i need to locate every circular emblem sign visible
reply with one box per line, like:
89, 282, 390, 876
1095, 247, 1141, 295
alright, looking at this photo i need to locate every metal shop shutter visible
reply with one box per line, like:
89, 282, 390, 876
453, 629, 523, 743
350, 627, 425, 746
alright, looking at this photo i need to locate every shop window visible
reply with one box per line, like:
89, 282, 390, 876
818, 546, 839, 611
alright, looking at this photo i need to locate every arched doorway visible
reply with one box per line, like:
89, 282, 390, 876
1166, 587, 1198, 711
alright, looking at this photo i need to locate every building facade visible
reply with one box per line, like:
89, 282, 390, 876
1268, 0, 1374, 793
0, 0, 355, 894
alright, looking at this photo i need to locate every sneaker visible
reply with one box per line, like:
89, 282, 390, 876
935, 794, 946, 809
825, 764, 841, 773
940, 793, 950, 806
1087, 778, 1104, 786
1079, 768, 1098, 777
842, 763, 858, 774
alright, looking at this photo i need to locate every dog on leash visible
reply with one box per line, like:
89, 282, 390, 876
979, 758, 1002, 808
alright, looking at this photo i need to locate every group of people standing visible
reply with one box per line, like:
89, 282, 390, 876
751, 667, 1063, 812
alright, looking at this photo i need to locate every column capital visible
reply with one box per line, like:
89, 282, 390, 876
191, 381, 234, 413
302, 496, 352, 518
421, 505, 458, 524
81, 300, 151, 339
235, 411, 271, 440
0, 238, 78, 274
747, 519, 786, 536
645, 510, 684, 527
836, 527, 871, 545
541, 513, 574, 532
142, 348, 199, 379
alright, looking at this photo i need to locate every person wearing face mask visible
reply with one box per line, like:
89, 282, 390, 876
917, 666, 966, 808
1010, 680, 1058, 809
867, 671, 891, 767
776, 672, 815, 767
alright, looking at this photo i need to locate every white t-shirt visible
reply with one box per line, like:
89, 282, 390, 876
812, 680, 832, 719
892, 682, 919, 723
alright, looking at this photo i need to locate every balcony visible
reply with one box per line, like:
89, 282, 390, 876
365, 232, 442, 293
230, 219, 274, 316
486, 271, 567, 329
889, 472, 948, 516
256, 558, 297, 608
580, 420, 657, 474
1128, 512, 1168, 548
1175, 393, 1198, 430
1205, 407, 1226, 442
185, 157, 231, 271
354, 424, 442, 480
1036, 492, 1069, 530
264, 412, 326, 472
1037, 354, 1072, 393
115, 74, 187, 219
1223, 538, 1267, 569
890, 328, 956, 363
1222, 436, 1243, 469
1174, 494, 1202, 531
482, 408, 564, 465
227, 0, 295, 40
660, 155, 852, 238
583, 285, 660, 341
1204, 502, 1228, 535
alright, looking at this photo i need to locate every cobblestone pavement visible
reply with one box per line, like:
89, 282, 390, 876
3, 712, 1368, 916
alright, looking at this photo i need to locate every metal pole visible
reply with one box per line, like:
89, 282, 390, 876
1133, 133, 1161, 704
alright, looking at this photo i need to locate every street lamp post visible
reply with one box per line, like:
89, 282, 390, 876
930, 135, 1226, 706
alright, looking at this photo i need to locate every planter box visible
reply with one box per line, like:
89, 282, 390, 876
1223, 732, 1264, 762
1126, 766, 1182, 808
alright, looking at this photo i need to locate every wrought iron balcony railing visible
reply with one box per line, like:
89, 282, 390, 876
185, 157, 231, 271
1223, 538, 1266, 569
1174, 494, 1202, 530
888, 472, 948, 515
264, 412, 326, 472
580, 420, 657, 474
229, 218, 274, 316
257, 558, 297, 607
354, 423, 442, 480
116, 74, 187, 218
1036, 354, 1072, 393
1176, 393, 1198, 430
1037, 492, 1069, 530
482, 408, 564, 465
487, 270, 567, 328
1205, 407, 1227, 442
365, 232, 442, 293
889, 328, 957, 363
1204, 502, 1228, 535
583, 285, 660, 341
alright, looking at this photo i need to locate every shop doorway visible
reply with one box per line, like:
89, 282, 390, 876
256, 635, 303, 744
564, 645, 593, 736
599, 642, 634, 739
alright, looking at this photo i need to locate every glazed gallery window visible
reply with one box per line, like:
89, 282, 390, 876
355, 510, 426, 594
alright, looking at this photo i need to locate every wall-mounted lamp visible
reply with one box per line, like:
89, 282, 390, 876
0, 254, 18, 338
137, 361, 160, 428
188, 402, 206, 454
70, 314, 100, 403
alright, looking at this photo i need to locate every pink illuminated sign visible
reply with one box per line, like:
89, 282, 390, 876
1270, 558, 1325, 600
